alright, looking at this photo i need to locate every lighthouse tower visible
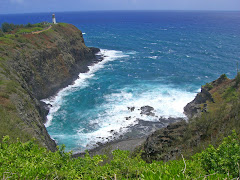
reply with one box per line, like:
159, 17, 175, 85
52, 14, 57, 24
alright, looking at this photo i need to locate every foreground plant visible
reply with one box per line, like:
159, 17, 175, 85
0, 133, 238, 179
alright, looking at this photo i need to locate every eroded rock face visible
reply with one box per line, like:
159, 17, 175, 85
140, 75, 230, 162
142, 121, 187, 162
184, 87, 214, 119
7, 24, 100, 100
0, 24, 100, 151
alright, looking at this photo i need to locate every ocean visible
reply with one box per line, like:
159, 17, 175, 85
1, 11, 240, 152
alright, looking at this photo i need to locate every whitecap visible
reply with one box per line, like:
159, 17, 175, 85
126, 51, 138, 55
148, 56, 158, 59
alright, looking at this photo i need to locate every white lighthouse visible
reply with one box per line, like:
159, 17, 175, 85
52, 14, 57, 24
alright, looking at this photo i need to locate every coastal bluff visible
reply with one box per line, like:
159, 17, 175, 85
141, 74, 240, 162
0, 23, 100, 151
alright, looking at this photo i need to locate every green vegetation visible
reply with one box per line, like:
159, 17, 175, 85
223, 86, 238, 102
15, 27, 44, 34
220, 73, 227, 80
57, 22, 68, 27
203, 82, 213, 90
1, 22, 49, 33
0, 78, 31, 143
195, 130, 240, 177
1, 133, 240, 179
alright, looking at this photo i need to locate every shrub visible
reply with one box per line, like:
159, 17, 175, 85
195, 130, 240, 177
0, 135, 232, 179
220, 73, 227, 79
203, 83, 213, 90
1, 22, 15, 33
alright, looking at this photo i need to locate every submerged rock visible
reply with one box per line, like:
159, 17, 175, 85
128, 107, 135, 112
140, 105, 155, 116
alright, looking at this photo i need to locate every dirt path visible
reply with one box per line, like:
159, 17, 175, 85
32, 25, 52, 34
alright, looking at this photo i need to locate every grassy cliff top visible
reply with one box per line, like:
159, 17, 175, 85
0, 23, 82, 52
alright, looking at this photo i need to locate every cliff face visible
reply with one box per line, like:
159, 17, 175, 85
0, 23, 100, 151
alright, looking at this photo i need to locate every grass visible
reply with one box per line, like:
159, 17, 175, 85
0, 36, 15, 44
0, 106, 31, 143
16, 27, 44, 34
57, 22, 68, 27
223, 86, 238, 102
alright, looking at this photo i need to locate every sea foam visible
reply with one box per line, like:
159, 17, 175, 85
73, 84, 196, 151
42, 49, 128, 128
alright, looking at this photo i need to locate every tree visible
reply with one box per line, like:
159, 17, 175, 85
1, 22, 15, 33
26, 23, 33, 28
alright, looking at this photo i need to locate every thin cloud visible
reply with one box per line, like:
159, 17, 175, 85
10, 0, 24, 4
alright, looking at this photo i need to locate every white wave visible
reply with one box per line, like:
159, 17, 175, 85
149, 56, 158, 59
42, 49, 128, 127
126, 51, 138, 55
82, 33, 86, 35
75, 84, 196, 151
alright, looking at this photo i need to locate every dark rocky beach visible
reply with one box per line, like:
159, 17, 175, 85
73, 105, 184, 157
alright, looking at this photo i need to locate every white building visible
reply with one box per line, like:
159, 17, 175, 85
52, 14, 57, 24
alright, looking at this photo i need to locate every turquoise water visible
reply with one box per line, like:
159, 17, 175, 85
1, 11, 240, 152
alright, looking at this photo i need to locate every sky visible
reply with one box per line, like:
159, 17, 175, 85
1, 0, 240, 14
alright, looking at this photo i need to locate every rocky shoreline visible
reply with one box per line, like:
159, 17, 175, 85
73, 104, 184, 157
73, 81, 214, 158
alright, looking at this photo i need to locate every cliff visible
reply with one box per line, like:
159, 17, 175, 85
141, 74, 240, 162
0, 23, 100, 151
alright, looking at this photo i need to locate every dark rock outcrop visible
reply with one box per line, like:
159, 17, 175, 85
184, 87, 214, 119
140, 106, 155, 116
141, 121, 187, 162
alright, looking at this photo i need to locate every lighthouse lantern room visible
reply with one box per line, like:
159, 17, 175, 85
52, 14, 57, 24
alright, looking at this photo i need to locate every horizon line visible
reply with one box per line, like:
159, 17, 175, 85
1, 9, 240, 15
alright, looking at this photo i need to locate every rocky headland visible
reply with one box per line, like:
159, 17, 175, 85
1, 23, 240, 164
0, 23, 100, 151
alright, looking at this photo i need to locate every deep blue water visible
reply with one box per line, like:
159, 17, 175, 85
1, 11, 240, 152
